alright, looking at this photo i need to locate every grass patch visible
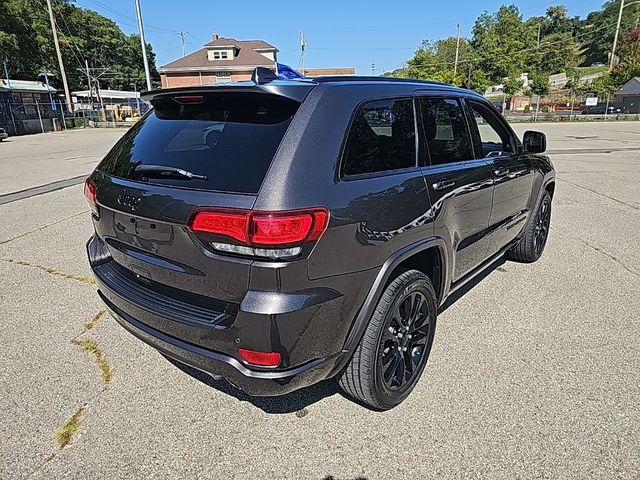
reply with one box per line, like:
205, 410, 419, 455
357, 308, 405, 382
3, 259, 95, 284
73, 339, 114, 384
575, 65, 608, 76
53, 407, 83, 448
84, 309, 106, 331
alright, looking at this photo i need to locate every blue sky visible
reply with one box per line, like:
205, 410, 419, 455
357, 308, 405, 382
74, 0, 606, 74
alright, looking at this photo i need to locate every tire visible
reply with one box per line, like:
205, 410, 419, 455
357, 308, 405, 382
338, 269, 437, 410
508, 190, 552, 263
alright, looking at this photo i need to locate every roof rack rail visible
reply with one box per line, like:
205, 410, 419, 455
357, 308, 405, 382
311, 76, 450, 86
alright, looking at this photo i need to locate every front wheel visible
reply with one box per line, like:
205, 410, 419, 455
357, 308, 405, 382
508, 190, 552, 263
338, 269, 437, 410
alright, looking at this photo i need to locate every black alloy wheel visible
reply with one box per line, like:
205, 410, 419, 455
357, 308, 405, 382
339, 269, 437, 410
507, 189, 552, 263
534, 195, 551, 255
379, 291, 431, 390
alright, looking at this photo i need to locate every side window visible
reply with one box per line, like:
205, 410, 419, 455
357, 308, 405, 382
418, 97, 474, 165
467, 101, 514, 157
342, 98, 416, 176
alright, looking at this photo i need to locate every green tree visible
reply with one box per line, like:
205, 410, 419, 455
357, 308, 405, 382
590, 72, 617, 98
471, 5, 538, 82
580, 0, 640, 66
538, 32, 582, 74
403, 37, 475, 86
529, 73, 550, 118
0, 0, 160, 91
611, 27, 640, 86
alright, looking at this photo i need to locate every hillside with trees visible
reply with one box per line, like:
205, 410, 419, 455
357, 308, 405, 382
387, 1, 640, 94
0, 0, 159, 91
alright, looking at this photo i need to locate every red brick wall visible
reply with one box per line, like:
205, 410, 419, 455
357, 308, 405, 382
161, 71, 253, 88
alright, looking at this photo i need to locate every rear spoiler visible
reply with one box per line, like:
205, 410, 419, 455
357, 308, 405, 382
142, 74, 316, 104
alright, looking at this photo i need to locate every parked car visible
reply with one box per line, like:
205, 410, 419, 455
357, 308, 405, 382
85, 71, 555, 409
581, 103, 623, 115
0, 127, 7, 141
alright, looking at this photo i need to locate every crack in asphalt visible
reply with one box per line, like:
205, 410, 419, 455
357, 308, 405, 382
558, 177, 639, 211
553, 229, 639, 278
2, 259, 95, 284
0, 210, 89, 245
26, 309, 115, 479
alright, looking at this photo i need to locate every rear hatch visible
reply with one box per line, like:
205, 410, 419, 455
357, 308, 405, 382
88, 86, 311, 334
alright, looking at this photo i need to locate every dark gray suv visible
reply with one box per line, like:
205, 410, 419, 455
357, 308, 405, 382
85, 73, 554, 409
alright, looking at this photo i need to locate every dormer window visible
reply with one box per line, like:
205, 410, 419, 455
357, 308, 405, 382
208, 48, 234, 61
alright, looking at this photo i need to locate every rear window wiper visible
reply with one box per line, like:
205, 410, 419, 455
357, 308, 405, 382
134, 165, 208, 181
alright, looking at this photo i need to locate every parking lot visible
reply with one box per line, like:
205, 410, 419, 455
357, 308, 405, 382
1, 122, 639, 479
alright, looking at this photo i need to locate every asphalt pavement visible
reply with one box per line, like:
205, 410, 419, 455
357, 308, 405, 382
0, 123, 638, 479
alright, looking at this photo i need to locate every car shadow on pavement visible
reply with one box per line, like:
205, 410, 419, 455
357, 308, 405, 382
438, 256, 507, 314
165, 357, 340, 414
165, 256, 508, 413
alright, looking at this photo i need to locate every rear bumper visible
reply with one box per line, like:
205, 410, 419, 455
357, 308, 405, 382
99, 290, 341, 396
86, 233, 375, 396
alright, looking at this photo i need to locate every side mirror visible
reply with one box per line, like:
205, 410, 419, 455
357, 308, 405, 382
523, 130, 547, 153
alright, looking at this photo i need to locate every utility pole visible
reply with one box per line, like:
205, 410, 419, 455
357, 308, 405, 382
46, 0, 73, 112
134, 0, 152, 90
299, 31, 306, 75
371, 63, 376, 76
177, 31, 187, 57
85, 59, 93, 109
453, 23, 461, 78
611, 0, 626, 70
537, 23, 542, 48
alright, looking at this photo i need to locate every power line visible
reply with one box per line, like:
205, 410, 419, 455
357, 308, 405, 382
78, 0, 176, 34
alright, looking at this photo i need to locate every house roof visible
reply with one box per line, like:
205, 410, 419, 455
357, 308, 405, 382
203, 37, 275, 50
0, 79, 57, 93
160, 37, 277, 71
73, 89, 140, 99
617, 77, 640, 95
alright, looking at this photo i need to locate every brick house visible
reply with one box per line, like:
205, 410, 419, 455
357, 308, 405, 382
159, 34, 278, 88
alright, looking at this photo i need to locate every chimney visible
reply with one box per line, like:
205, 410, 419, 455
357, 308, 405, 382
211, 33, 219, 41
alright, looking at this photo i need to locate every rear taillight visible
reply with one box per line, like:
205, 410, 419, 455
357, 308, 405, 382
189, 207, 329, 249
189, 207, 329, 259
84, 179, 97, 209
238, 348, 281, 367
191, 211, 248, 243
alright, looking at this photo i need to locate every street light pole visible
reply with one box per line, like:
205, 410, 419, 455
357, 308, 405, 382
130, 83, 140, 114
134, 0, 152, 90
39, 72, 56, 111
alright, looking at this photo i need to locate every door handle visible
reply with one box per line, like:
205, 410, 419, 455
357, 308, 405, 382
494, 168, 510, 177
432, 180, 456, 191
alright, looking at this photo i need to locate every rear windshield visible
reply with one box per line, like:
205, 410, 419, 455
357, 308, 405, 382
97, 93, 299, 194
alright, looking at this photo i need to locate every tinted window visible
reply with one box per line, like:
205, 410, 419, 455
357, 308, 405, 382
342, 98, 416, 176
97, 93, 299, 194
467, 101, 514, 157
419, 97, 473, 165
